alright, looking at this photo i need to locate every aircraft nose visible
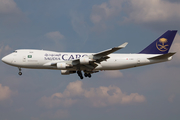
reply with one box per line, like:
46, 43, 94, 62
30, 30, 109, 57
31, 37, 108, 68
2, 56, 7, 63
1, 55, 12, 64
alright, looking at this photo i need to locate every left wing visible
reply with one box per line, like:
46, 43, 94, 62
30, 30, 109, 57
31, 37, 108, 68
93, 42, 128, 58
89, 42, 128, 63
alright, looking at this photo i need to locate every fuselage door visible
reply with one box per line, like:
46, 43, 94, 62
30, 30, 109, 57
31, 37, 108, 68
137, 58, 140, 64
23, 56, 26, 62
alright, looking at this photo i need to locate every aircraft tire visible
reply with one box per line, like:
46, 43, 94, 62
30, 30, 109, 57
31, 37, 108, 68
77, 71, 83, 79
18, 72, 22, 76
88, 74, 91, 78
84, 73, 88, 77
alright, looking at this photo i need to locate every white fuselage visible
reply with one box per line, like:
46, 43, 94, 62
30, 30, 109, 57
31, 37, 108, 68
2, 49, 172, 71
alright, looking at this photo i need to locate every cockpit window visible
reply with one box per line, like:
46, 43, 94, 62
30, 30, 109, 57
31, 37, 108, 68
13, 51, 17, 53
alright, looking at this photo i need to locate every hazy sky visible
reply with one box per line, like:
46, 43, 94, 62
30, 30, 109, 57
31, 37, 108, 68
0, 0, 180, 120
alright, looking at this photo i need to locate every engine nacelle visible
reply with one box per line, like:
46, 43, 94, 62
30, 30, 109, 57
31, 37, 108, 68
80, 57, 91, 64
61, 70, 76, 75
57, 63, 68, 69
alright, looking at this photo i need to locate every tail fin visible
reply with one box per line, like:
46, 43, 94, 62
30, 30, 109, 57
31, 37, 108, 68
139, 30, 177, 54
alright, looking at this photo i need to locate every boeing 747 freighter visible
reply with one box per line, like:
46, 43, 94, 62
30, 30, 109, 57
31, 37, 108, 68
2, 30, 177, 79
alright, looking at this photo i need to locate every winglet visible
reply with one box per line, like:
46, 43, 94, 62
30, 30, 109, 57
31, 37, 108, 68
118, 42, 128, 48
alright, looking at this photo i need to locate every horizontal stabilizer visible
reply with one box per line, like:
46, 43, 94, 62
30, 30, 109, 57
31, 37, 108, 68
148, 52, 176, 60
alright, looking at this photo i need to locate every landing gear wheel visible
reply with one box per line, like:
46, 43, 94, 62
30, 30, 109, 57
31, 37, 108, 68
84, 73, 88, 77
80, 76, 83, 79
88, 74, 91, 78
18, 67, 22, 76
77, 71, 83, 79
18, 72, 22, 76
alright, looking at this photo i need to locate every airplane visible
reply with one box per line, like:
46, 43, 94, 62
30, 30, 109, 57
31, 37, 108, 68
1, 30, 177, 79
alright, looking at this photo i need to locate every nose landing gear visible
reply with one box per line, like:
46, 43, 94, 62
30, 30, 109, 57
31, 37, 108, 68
18, 72, 22, 76
18, 68, 22, 76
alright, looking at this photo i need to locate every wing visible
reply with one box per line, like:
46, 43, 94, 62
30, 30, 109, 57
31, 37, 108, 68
93, 42, 128, 57
44, 42, 128, 71
90, 42, 128, 62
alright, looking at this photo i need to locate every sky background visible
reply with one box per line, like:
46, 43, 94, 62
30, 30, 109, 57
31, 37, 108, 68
0, 0, 180, 120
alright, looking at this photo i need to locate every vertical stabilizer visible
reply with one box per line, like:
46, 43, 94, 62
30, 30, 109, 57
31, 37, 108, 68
139, 30, 177, 54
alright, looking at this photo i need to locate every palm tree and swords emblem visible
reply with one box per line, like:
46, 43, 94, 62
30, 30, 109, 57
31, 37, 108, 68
156, 38, 169, 52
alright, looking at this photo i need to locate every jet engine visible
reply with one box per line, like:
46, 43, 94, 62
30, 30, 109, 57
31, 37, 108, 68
61, 70, 76, 75
57, 63, 69, 69
80, 57, 92, 64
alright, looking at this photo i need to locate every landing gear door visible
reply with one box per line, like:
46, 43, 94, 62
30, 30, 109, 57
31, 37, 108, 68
23, 56, 26, 62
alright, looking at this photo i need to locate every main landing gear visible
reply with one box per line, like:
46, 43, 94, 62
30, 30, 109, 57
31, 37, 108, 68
77, 71, 83, 79
18, 68, 22, 76
77, 71, 91, 79
84, 73, 91, 78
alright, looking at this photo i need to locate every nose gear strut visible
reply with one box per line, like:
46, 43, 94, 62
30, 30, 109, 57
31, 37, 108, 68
18, 67, 22, 76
